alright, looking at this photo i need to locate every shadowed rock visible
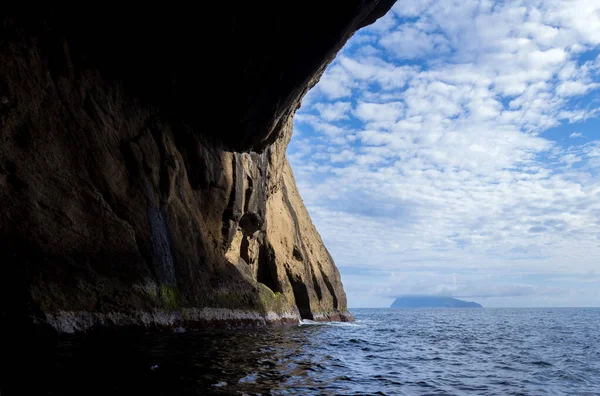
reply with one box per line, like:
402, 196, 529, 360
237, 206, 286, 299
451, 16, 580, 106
0, 2, 396, 334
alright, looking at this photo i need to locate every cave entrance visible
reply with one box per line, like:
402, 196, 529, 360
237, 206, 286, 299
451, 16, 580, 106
257, 243, 280, 293
285, 266, 313, 320
238, 212, 262, 265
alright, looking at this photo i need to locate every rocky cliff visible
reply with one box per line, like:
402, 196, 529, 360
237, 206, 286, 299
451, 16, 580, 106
0, 3, 395, 334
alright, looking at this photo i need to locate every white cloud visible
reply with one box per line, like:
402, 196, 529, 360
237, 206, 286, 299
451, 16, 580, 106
559, 154, 582, 166
313, 102, 352, 121
354, 101, 404, 124
330, 149, 355, 164
379, 26, 450, 59
557, 81, 599, 96
290, 0, 600, 307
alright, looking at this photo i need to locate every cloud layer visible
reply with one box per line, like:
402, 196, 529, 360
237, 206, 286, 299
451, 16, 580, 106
289, 0, 600, 307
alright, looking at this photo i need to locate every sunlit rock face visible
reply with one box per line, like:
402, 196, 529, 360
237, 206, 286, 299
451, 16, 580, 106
0, 2, 395, 334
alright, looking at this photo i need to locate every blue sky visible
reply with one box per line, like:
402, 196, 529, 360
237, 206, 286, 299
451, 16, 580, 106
288, 0, 600, 308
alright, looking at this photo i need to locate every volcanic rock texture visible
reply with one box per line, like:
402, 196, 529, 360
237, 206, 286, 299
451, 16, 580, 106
0, 2, 395, 334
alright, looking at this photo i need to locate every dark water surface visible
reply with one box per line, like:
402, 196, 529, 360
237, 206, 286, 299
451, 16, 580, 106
9, 308, 600, 395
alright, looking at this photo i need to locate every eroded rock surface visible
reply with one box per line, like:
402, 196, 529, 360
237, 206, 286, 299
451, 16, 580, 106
0, 2, 395, 334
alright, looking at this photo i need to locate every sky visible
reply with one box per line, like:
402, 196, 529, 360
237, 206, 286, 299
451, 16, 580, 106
288, 0, 600, 308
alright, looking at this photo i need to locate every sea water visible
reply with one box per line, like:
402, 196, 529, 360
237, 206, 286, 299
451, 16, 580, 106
10, 308, 600, 395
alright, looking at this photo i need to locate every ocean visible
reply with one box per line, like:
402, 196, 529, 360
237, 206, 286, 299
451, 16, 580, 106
10, 308, 600, 395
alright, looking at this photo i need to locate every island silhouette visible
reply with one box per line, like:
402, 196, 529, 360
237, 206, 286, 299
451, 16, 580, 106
391, 296, 483, 308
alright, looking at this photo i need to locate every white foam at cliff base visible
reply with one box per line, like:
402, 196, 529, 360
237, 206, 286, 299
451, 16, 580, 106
299, 319, 362, 327
44, 308, 301, 334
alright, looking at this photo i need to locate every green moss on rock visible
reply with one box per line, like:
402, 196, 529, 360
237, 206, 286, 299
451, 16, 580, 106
257, 283, 295, 315
210, 287, 253, 310
160, 285, 179, 310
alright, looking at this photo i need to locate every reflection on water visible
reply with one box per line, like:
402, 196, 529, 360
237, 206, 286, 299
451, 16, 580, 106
8, 323, 355, 395
4, 309, 600, 395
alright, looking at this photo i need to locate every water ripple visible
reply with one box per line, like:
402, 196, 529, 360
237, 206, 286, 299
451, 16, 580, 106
12, 308, 600, 395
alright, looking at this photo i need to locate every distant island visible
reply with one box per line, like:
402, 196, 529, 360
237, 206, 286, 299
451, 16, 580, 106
391, 296, 483, 308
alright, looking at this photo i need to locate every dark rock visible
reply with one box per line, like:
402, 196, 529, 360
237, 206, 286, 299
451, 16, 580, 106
0, 2, 395, 334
